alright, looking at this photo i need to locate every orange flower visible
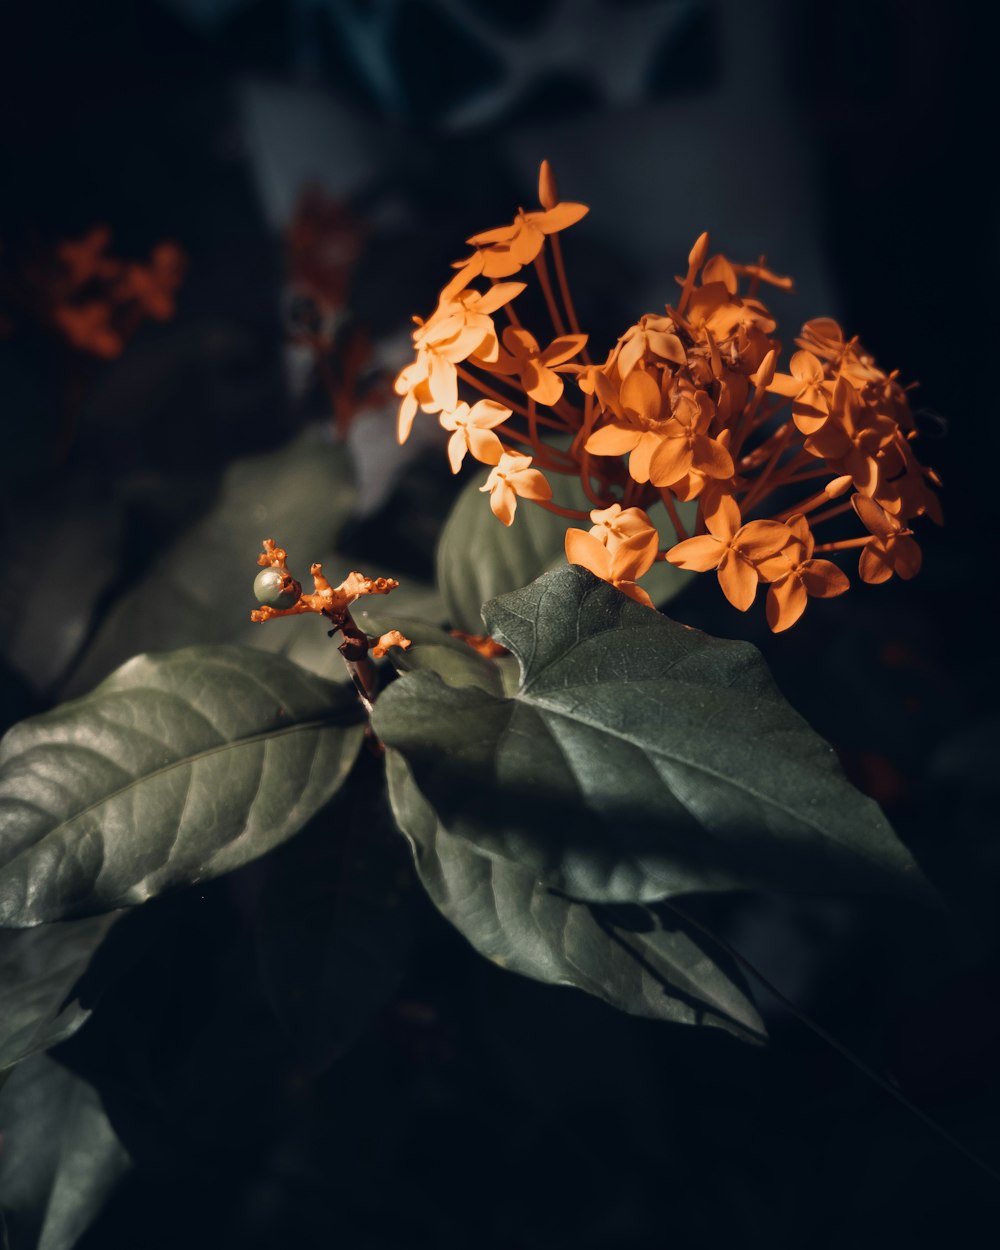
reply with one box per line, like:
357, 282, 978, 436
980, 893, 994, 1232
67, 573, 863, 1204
757, 515, 849, 632
852, 495, 923, 583
767, 350, 830, 434
480, 453, 552, 525
584, 369, 669, 483
118, 243, 186, 320
614, 314, 686, 379
493, 326, 587, 405
804, 378, 895, 496
586, 503, 660, 564
439, 399, 511, 473
395, 278, 524, 438
464, 202, 589, 278
648, 390, 735, 487
52, 302, 122, 358
666, 495, 790, 611
416, 281, 525, 363
565, 516, 659, 608
57, 227, 116, 287
394, 360, 437, 443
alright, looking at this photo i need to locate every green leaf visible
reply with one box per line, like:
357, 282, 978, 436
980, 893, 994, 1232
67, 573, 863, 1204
63, 426, 357, 698
373, 566, 931, 904
385, 751, 765, 1043
255, 772, 416, 1069
354, 612, 506, 695
0, 915, 119, 1074
0, 1055, 129, 1250
436, 471, 692, 633
0, 646, 365, 926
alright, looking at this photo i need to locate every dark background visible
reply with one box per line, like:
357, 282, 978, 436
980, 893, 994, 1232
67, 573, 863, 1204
1, 2, 998, 1246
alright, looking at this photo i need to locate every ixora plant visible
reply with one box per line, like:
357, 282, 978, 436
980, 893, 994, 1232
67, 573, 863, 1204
1, 163, 988, 1245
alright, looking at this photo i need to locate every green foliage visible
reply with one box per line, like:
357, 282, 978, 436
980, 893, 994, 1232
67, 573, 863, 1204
63, 427, 357, 697
0, 915, 119, 1073
386, 751, 765, 1043
373, 565, 930, 905
436, 470, 692, 632
0, 1056, 129, 1250
0, 646, 364, 926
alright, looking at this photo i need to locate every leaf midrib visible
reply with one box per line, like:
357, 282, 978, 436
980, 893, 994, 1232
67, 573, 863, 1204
8, 714, 356, 849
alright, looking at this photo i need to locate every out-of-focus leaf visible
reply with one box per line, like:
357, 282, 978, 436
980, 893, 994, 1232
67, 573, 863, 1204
373, 566, 931, 905
63, 426, 356, 698
0, 646, 364, 926
0, 1055, 129, 1250
386, 751, 765, 1043
0, 915, 120, 1074
436, 471, 692, 633
255, 774, 416, 1069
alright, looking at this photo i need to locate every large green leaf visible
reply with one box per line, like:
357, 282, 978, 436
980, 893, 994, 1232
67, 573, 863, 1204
0, 1056, 129, 1250
386, 751, 765, 1043
436, 471, 692, 633
63, 425, 357, 698
0, 915, 119, 1073
0, 647, 364, 926
373, 566, 931, 904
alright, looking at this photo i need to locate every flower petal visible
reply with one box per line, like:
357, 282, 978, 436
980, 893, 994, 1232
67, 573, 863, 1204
802, 559, 850, 597
665, 534, 722, 572
649, 437, 693, 487
693, 435, 735, 479
467, 399, 511, 429
447, 430, 468, 475
620, 369, 662, 424
533, 202, 589, 233
616, 580, 656, 609
488, 481, 517, 526
510, 467, 553, 502
859, 542, 894, 584
541, 334, 588, 367
704, 493, 741, 541
565, 528, 613, 579
766, 576, 808, 632
474, 281, 527, 314
718, 551, 759, 611
735, 519, 794, 561
467, 427, 505, 466
524, 361, 564, 406
646, 331, 686, 365
627, 435, 657, 483
585, 424, 640, 456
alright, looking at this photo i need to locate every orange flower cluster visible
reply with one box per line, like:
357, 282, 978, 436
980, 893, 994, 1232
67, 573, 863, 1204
49, 227, 185, 358
395, 164, 941, 631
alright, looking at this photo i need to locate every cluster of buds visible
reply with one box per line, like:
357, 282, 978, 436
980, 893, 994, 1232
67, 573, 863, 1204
251, 539, 410, 662
394, 163, 941, 631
